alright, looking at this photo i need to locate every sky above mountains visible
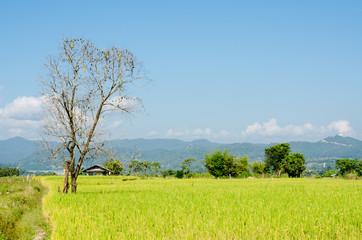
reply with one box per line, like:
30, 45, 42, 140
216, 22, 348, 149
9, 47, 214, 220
0, 1, 361, 143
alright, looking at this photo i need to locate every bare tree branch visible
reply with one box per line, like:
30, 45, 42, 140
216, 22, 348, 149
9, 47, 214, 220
40, 38, 146, 193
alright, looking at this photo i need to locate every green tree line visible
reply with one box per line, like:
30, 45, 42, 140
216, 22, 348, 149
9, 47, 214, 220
335, 158, 362, 176
101, 143, 308, 179
0, 168, 19, 177
204, 143, 306, 178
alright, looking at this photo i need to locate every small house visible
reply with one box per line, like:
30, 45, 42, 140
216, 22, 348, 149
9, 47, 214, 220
83, 165, 112, 176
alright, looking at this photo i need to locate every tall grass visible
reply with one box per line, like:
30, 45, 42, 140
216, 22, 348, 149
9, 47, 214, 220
41, 177, 362, 239
0, 176, 49, 240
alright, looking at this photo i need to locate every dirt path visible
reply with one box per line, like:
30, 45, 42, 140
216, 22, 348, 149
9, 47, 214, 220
34, 229, 46, 240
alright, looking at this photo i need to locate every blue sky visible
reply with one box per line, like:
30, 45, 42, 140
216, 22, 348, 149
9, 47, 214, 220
0, 1, 361, 143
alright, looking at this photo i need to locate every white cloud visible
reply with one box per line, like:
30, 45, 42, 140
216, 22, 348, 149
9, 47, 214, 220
327, 120, 352, 134
166, 128, 232, 142
0, 96, 46, 139
0, 95, 356, 144
161, 119, 355, 143
192, 128, 212, 136
0, 95, 142, 140
146, 130, 159, 137
0, 118, 42, 140
166, 129, 188, 138
109, 120, 123, 129
242, 118, 316, 137
219, 130, 230, 137
0, 96, 45, 120
241, 118, 354, 142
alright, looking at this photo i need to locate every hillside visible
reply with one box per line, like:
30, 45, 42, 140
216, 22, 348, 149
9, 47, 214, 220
1, 135, 362, 171
0, 137, 39, 164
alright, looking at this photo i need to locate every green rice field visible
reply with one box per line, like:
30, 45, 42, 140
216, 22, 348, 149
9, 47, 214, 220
40, 177, 362, 239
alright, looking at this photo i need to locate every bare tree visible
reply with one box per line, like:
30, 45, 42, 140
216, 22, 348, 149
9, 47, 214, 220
40, 38, 145, 193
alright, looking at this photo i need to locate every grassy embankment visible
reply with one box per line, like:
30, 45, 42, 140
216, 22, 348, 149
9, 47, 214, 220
41, 176, 361, 239
0, 176, 49, 240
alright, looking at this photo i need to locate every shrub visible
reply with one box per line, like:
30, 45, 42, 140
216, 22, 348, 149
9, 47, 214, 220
161, 169, 175, 178
355, 160, 362, 177
335, 159, 358, 176
238, 171, 251, 178
175, 170, 184, 179
199, 172, 213, 178
103, 159, 124, 175
0, 168, 20, 177
323, 170, 338, 177
185, 172, 198, 178
346, 173, 357, 180
251, 161, 266, 175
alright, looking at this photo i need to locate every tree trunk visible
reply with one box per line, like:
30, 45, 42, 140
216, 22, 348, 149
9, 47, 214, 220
71, 173, 77, 194
63, 161, 70, 193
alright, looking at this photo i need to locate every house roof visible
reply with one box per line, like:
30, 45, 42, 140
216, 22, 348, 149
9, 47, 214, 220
83, 165, 113, 173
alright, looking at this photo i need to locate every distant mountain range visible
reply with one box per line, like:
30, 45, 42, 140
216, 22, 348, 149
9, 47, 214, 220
0, 135, 361, 171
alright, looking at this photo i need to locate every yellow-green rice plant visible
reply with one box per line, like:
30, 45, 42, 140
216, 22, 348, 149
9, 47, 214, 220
41, 176, 362, 239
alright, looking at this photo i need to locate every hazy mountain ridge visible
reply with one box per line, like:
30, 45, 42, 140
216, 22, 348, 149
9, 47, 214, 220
1, 135, 362, 171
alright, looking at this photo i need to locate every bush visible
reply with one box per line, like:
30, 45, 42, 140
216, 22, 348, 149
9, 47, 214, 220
238, 171, 251, 178
0, 168, 20, 177
335, 159, 358, 176
161, 169, 175, 178
103, 159, 124, 175
185, 172, 198, 178
175, 170, 184, 179
199, 172, 213, 178
251, 161, 266, 175
355, 160, 362, 177
346, 173, 357, 180
323, 169, 338, 177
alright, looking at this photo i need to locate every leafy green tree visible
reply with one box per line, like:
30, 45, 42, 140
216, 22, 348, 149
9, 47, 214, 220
205, 150, 249, 178
205, 150, 232, 178
181, 158, 195, 174
264, 143, 291, 176
140, 161, 151, 175
150, 162, 161, 175
161, 169, 175, 178
128, 160, 141, 175
335, 158, 358, 176
281, 153, 306, 178
355, 160, 362, 176
0, 168, 19, 177
251, 161, 266, 175
235, 155, 250, 175
103, 159, 124, 175
175, 170, 184, 179
323, 169, 338, 177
